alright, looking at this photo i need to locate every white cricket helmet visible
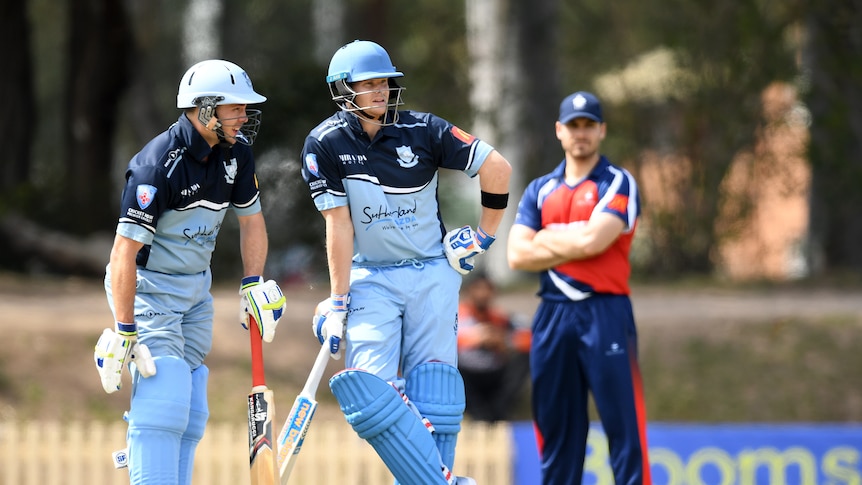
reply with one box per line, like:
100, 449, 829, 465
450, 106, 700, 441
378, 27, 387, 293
177, 59, 266, 145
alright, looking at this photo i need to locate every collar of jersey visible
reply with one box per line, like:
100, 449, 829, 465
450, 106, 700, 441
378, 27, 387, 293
175, 114, 222, 163
552, 155, 611, 184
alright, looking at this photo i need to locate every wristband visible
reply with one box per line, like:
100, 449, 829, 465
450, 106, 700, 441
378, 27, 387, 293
115, 321, 137, 338
240, 275, 263, 292
330, 293, 350, 312
480, 191, 509, 209
475, 226, 496, 250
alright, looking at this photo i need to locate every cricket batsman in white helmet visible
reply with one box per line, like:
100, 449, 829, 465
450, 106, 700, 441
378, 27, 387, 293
93, 59, 285, 485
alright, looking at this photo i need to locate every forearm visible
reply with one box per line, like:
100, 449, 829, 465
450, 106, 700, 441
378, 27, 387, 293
507, 233, 571, 271
324, 207, 354, 295
109, 235, 142, 324
238, 213, 268, 277
477, 150, 512, 235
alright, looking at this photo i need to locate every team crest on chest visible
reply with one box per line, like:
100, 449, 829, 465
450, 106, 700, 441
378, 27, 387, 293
395, 145, 419, 168
223, 157, 237, 184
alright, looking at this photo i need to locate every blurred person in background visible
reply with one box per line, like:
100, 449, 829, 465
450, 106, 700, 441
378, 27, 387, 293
457, 272, 531, 423
507, 91, 650, 485
93, 59, 286, 485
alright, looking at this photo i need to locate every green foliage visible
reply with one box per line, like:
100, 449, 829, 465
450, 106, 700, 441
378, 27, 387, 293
12, 0, 858, 281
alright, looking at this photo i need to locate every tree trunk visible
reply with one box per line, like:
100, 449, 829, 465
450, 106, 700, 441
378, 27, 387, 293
804, 0, 862, 276
0, 0, 35, 192
64, 0, 133, 233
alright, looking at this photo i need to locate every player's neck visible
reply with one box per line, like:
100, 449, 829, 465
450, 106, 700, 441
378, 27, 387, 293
360, 118, 382, 140
565, 154, 599, 184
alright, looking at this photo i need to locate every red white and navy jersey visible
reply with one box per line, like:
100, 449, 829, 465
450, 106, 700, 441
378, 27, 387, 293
300, 109, 494, 266
115, 114, 261, 274
513, 156, 640, 300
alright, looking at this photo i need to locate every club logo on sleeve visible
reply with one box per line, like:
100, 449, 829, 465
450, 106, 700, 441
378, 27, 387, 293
395, 145, 419, 168
450, 126, 476, 145
305, 153, 319, 177
136, 184, 157, 210
607, 194, 629, 213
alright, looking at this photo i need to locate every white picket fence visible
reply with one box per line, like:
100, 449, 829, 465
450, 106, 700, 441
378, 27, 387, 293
0, 420, 513, 485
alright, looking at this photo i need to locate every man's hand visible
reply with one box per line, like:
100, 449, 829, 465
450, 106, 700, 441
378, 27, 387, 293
239, 276, 286, 343
444, 225, 495, 275
312, 294, 349, 360
94, 325, 156, 394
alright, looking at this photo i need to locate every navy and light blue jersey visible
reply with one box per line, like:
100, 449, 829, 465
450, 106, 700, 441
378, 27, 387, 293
514, 156, 640, 299
115, 114, 261, 274
301, 110, 494, 265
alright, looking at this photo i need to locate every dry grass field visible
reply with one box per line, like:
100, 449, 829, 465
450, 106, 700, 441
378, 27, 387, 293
1, 273, 861, 426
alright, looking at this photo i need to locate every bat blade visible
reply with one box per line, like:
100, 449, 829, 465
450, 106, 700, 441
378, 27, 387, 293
248, 316, 277, 485
277, 343, 331, 484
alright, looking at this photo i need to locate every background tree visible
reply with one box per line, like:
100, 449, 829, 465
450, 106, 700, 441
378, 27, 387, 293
804, 0, 862, 277
63, 0, 133, 233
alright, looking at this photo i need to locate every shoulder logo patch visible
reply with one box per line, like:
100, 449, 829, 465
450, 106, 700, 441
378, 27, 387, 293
136, 184, 157, 210
305, 153, 319, 177
450, 126, 476, 145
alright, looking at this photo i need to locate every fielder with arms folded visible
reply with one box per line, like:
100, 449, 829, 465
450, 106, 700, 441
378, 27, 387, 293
301, 40, 511, 485
508, 91, 651, 485
93, 59, 286, 485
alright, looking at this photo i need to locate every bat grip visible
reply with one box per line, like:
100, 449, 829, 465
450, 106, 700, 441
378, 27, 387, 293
249, 315, 266, 388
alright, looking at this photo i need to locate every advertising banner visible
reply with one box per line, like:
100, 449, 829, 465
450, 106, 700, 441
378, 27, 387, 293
512, 422, 862, 485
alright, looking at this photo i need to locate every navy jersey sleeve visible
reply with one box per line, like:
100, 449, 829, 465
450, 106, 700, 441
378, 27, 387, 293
424, 113, 493, 176
513, 177, 545, 232
301, 119, 350, 211
117, 155, 171, 243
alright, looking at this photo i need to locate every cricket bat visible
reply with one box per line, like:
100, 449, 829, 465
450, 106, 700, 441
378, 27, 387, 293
276, 342, 331, 483
248, 315, 278, 485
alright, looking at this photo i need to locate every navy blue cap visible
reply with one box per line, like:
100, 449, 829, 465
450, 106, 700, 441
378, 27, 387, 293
558, 91, 603, 124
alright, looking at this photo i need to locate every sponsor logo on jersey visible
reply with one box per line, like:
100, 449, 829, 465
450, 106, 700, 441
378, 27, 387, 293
360, 200, 418, 230
395, 145, 419, 168
180, 183, 201, 197
223, 158, 237, 184
450, 126, 476, 145
306, 153, 319, 177
136, 184, 157, 210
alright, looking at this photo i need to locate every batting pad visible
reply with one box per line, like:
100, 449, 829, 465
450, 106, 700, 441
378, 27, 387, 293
404, 363, 466, 471
330, 369, 448, 485
179, 364, 209, 485
127, 356, 192, 485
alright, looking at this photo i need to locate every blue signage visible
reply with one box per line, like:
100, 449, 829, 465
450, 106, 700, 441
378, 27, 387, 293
511, 422, 862, 485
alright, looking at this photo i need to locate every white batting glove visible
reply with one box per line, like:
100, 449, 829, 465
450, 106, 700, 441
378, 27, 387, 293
239, 276, 287, 343
94, 324, 156, 394
312, 294, 349, 360
444, 225, 496, 275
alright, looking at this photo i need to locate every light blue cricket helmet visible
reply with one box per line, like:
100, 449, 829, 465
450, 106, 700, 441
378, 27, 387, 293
326, 40, 405, 125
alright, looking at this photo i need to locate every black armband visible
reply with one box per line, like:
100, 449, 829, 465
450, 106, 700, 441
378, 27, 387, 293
480, 191, 509, 209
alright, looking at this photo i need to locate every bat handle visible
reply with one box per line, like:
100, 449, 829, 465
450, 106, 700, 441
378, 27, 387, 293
249, 315, 266, 388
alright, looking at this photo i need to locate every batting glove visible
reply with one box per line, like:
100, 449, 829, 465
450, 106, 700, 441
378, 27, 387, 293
444, 225, 495, 275
94, 323, 156, 394
240, 276, 287, 343
312, 293, 349, 360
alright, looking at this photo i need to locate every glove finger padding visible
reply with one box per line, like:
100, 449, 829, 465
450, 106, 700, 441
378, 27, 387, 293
444, 225, 495, 275
240, 277, 287, 343
312, 297, 348, 360
130, 341, 157, 378
94, 328, 134, 394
